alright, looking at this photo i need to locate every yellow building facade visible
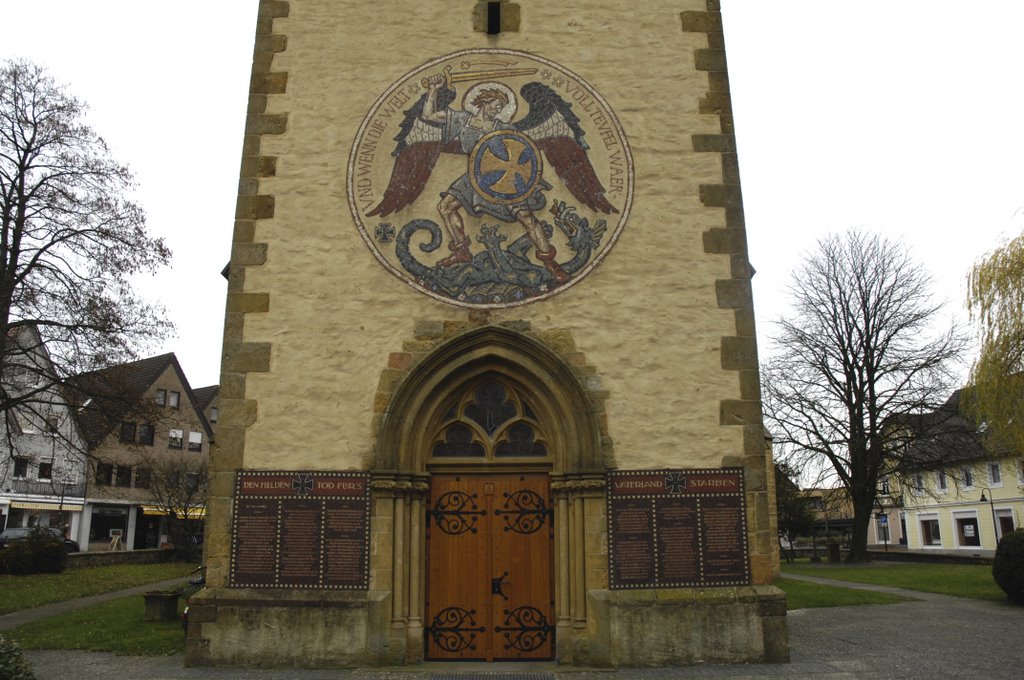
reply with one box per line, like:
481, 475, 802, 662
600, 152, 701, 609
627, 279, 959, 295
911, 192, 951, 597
188, 0, 785, 668
902, 458, 1024, 553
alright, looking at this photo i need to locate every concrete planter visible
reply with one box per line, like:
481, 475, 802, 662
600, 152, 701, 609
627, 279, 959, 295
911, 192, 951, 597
143, 590, 180, 621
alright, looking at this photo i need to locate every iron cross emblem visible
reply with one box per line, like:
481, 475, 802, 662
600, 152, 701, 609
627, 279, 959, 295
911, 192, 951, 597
292, 473, 314, 496
664, 472, 686, 494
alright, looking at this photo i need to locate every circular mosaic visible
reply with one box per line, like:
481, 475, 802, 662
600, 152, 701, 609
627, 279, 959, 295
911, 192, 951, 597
347, 49, 634, 308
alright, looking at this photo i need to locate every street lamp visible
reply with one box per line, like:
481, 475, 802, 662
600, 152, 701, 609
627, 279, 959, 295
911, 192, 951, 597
874, 496, 889, 552
56, 468, 68, 533
978, 487, 999, 548
55, 467, 76, 538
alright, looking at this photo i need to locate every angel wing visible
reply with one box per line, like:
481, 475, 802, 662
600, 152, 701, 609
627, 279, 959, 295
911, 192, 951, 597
514, 82, 617, 214
367, 88, 460, 217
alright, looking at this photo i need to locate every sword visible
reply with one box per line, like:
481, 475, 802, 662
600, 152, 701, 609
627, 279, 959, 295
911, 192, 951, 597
420, 65, 538, 88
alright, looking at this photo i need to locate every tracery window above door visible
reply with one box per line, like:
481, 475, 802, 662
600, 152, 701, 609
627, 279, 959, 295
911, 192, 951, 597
432, 379, 548, 459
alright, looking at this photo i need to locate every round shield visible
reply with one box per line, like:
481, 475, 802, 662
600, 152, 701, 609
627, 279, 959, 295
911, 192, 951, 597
468, 130, 543, 205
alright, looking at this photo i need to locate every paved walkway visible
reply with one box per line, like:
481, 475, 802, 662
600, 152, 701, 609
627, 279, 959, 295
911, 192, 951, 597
15, 574, 1024, 679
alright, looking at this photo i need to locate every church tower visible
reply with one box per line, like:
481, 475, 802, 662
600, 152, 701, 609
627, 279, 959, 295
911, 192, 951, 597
187, 0, 787, 668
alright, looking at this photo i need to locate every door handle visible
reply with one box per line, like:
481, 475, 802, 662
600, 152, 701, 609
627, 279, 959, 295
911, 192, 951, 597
491, 571, 510, 600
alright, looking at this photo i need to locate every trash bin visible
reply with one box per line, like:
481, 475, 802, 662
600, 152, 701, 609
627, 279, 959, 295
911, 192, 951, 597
827, 543, 841, 563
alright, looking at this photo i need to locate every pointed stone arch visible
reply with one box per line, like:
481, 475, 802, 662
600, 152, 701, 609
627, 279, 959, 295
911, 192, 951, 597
370, 324, 610, 663
374, 325, 606, 475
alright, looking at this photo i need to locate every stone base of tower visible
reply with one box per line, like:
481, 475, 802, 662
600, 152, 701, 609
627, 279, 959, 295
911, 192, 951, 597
184, 585, 787, 668
184, 588, 394, 668
576, 586, 789, 667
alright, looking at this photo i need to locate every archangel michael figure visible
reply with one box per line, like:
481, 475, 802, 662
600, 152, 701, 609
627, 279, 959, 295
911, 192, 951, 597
367, 67, 617, 285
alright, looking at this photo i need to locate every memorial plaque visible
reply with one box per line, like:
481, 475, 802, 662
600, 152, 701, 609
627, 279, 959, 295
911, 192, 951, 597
607, 468, 750, 589
229, 471, 370, 589
609, 498, 656, 587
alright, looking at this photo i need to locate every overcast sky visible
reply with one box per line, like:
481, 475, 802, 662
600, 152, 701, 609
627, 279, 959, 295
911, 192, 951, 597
3, 1, 1021, 389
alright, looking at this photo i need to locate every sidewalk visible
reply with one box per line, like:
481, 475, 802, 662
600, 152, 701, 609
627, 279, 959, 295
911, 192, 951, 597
779, 571, 954, 601
16, 575, 1024, 679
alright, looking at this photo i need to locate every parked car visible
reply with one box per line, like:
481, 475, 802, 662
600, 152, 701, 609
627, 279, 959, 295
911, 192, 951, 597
0, 526, 80, 553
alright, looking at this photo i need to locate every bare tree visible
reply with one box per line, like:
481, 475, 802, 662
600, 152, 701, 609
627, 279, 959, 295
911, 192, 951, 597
134, 450, 208, 559
0, 59, 171, 460
762, 229, 968, 561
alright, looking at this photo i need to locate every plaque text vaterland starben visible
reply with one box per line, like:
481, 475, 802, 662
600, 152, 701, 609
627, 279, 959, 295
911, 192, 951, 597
606, 468, 751, 589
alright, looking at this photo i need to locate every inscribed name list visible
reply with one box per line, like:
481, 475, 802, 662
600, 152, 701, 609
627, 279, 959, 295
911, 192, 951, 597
229, 472, 370, 589
606, 468, 750, 589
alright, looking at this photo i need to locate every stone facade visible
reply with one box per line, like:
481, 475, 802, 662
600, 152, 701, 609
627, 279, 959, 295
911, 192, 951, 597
189, 0, 786, 668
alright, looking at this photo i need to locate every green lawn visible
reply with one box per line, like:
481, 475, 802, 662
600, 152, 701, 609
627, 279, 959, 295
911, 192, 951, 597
7, 595, 186, 656
781, 560, 1005, 601
775, 576, 913, 609
0, 562, 197, 614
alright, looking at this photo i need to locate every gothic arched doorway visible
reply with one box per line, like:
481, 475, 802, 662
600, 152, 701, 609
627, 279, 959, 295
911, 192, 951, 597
373, 327, 604, 663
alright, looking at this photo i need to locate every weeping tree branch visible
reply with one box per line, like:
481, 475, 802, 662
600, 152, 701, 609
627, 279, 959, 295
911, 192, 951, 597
966, 231, 1024, 453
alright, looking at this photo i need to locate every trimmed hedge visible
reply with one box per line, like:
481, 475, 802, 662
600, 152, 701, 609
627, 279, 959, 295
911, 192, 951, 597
992, 528, 1024, 604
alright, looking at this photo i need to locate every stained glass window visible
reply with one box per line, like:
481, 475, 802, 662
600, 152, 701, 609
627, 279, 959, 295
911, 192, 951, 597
432, 379, 548, 459
495, 421, 546, 457
465, 382, 517, 435
432, 422, 485, 457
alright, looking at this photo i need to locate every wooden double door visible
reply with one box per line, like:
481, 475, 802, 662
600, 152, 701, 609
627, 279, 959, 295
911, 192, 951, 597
425, 474, 554, 661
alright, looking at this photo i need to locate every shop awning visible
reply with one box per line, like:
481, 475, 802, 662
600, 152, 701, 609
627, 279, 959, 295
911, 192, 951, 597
141, 505, 206, 519
9, 501, 84, 511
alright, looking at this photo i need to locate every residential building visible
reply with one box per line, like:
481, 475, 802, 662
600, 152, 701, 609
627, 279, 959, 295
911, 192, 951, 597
0, 326, 88, 540
798, 483, 907, 549
3, 344, 215, 552
900, 389, 1023, 552
71, 354, 214, 551
802, 486, 855, 539
192, 385, 220, 437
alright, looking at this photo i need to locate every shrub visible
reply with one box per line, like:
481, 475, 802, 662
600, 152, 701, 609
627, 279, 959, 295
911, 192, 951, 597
0, 528, 67, 575
26, 528, 68, 574
31, 539, 68, 574
0, 633, 36, 680
0, 542, 35, 575
992, 528, 1024, 604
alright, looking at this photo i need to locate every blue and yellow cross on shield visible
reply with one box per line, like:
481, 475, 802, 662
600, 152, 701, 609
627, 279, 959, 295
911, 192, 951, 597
469, 130, 544, 205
